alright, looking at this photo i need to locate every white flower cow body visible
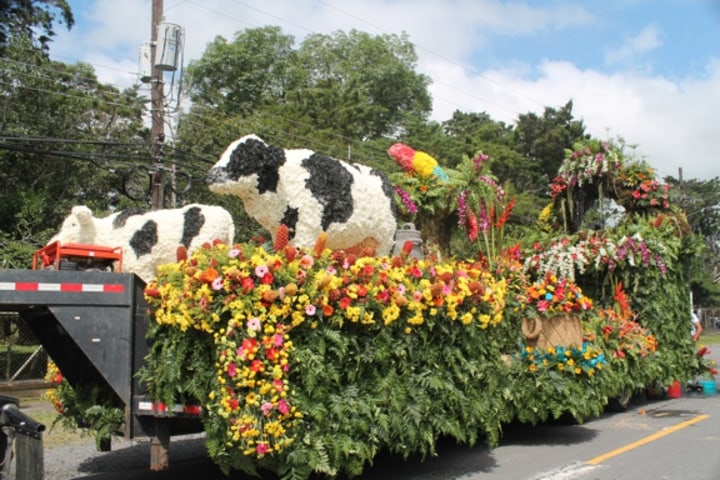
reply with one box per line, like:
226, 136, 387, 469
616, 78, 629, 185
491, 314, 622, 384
49, 204, 235, 283
207, 135, 397, 255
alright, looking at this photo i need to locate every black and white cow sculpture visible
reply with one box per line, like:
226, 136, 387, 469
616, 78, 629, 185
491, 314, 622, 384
49, 204, 235, 283
207, 135, 397, 255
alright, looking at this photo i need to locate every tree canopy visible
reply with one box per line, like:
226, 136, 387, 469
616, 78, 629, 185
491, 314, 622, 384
0, 0, 74, 54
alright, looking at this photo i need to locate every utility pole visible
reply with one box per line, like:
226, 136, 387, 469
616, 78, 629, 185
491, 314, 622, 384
149, 0, 164, 210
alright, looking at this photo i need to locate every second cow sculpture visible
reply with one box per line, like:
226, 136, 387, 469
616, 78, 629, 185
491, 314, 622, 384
49, 204, 235, 283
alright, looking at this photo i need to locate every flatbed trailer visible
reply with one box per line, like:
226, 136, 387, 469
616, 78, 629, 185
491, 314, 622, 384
0, 269, 203, 470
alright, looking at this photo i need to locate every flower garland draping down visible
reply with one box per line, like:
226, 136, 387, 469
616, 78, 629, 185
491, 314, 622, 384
144, 239, 509, 461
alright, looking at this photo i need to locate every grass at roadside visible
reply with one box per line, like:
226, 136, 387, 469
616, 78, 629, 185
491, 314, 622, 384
25, 408, 93, 449
10, 390, 93, 449
701, 329, 720, 345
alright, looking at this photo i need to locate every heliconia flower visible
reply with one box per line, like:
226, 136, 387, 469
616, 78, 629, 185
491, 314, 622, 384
496, 198, 516, 229
466, 207, 478, 241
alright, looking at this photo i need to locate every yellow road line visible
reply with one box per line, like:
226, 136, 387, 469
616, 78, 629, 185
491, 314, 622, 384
586, 414, 710, 465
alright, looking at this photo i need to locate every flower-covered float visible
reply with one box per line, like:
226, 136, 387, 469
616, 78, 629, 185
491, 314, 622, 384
44, 136, 712, 480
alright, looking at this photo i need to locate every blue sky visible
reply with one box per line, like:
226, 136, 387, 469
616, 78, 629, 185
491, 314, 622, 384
49, 0, 720, 181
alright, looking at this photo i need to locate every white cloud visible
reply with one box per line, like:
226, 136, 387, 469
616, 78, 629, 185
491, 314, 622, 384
604, 24, 663, 65
437, 58, 720, 181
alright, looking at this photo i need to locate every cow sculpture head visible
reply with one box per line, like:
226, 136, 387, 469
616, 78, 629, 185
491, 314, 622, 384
49, 205, 97, 245
207, 134, 289, 198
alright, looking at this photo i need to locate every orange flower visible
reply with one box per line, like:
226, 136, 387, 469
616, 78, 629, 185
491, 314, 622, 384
313, 232, 327, 257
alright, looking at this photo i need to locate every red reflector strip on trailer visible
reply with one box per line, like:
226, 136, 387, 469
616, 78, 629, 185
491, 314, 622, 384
136, 401, 202, 416
0, 282, 125, 293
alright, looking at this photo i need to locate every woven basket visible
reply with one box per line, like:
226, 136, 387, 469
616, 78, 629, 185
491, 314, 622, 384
522, 314, 583, 349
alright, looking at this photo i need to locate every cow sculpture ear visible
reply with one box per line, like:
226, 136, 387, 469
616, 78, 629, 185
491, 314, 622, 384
71, 205, 93, 222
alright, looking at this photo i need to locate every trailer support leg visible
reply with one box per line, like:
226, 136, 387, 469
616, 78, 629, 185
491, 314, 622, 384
149, 420, 170, 471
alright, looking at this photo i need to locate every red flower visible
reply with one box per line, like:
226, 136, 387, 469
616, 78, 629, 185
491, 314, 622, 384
145, 287, 160, 298
467, 208, 478, 241
401, 240, 414, 257
241, 277, 255, 293
265, 348, 279, 361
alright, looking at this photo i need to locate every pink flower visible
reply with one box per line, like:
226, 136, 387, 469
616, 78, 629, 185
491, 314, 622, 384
299, 255, 314, 269
277, 399, 290, 415
254, 265, 269, 278
305, 304, 316, 316
273, 379, 284, 392
211, 276, 224, 291
246, 317, 261, 332
273, 334, 284, 347
256, 442, 269, 455
228, 248, 241, 258
227, 362, 237, 378
261, 402, 274, 416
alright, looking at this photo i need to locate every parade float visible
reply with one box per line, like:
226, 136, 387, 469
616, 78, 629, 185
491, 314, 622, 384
37, 136, 714, 479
